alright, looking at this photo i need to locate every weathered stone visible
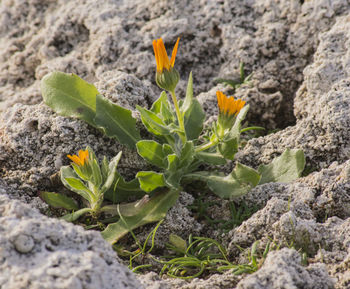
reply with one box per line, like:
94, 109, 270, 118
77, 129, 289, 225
0, 194, 143, 289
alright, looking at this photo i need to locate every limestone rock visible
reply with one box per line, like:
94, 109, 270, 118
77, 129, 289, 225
0, 194, 143, 289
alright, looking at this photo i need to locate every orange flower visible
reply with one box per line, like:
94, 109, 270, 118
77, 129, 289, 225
153, 37, 180, 73
67, 149, 89, 166
216, 91, 245, 117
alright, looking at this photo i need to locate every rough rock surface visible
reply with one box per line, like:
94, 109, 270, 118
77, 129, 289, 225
1, 0, 350, 289
236, 248, 335, 289
236, 14, 350, 171
0, 194, 143, 289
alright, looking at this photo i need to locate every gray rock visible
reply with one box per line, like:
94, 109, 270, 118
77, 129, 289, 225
0, 194, 143, 289
237, 15, 350, 171
236, 248, 335, 289
1, 0, 350, 288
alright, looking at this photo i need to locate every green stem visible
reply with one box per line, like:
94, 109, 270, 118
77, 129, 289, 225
195, 138, 219, 153
170, 90, 186, 143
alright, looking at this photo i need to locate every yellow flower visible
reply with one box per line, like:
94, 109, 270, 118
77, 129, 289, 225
67, 149, 89, 166
153, 37, 180, 73
152, 38, 180, 92
216, 91, 245, 117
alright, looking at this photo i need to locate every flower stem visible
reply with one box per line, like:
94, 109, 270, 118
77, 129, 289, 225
195, 138, 219, 153
170, 90, 186, 143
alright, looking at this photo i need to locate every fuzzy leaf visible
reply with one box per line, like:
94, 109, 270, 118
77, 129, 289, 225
104, 173, 145, 203
100, 151, 122, 194
101, 189, 180, 244
136, 171, 166, 192
41, 72, 97, 126
185, 162, 261, 199
181, 72, 193, 113
136, 140, 167, 169
40, 191, 79, 210
179, 72, 205, 140
151, 91, 167, 114
137, 105, 171, 136
60, 166, 93, 203
179, 141, 194, 169
258, 149, 305, 184
219, 104, 250, 160
95, 94, 140, 149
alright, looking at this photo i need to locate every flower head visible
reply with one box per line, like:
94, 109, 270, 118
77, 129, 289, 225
153, 38, 179, 73
152, 38, 180, 92
67, 149, 89, 167
216, 91, 245, 117
216, 91, 246, 137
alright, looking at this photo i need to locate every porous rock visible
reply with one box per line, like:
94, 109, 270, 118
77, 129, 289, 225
237, 14, 350, 171
0, 194, 143, 289
2, 0, 350, 129
236, 248, 335, 289
225, 160, 350, 289
1, 0, 350, 288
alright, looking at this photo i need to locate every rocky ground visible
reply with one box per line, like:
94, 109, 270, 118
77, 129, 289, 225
1, 0, 350, 288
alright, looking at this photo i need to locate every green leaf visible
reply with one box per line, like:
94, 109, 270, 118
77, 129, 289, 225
101, 156, 109, 182
136, 171, 166, 192
61, 208, 92, 222
258, 149, 305, 184
136, 140, 167, 169
218, 137, 239, 160
195, 151, 227, 165
162, 144, 174, 156
60, 166, 93, 203
181, 72, 193, 113
137, 105, 171, 136
95, 94, 140, 149
41, 71, 97, 126
179, 72, 205, 140
40, 191, 79, 210
104, 173, 145, 203
185, 162, 261, 199
229, 104, 250, 139
101, 189, 180, 244
184, 99, 205, 140
179, 141, 194, 169
219, 105, 250, 160
151, 91, 167, 114
91, 159, 103, 188
100, 151, 122, 194
164, 154, 182, 189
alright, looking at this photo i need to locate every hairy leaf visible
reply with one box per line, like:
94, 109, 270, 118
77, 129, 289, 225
185, 162, 260, 199
136, 140, 167, 169
136, 171, 166, 192
60, 166, 93, 203
40, 191, 79, 210
95, 94, 140, 149
101, 189, 180, 244
104, 173, 145, 203
41, 72, 97, 126
258, 149, 305, 184
137, 105, 171, 136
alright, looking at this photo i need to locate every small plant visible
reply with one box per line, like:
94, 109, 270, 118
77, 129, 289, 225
161, 234, 234, 279
188, 195, 258, 232
214, 62, 253, 91
41, 147, 123, 222
114, 220, 164, 273
40, 37, 305, 244
230, 241, 272, 275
